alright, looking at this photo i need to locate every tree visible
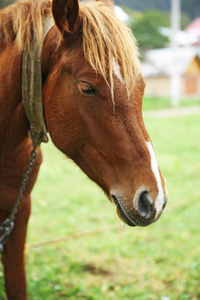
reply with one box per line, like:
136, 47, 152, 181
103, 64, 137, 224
130, 11, 170, 58
0, 0, 16, 9
115, 0, 200, 20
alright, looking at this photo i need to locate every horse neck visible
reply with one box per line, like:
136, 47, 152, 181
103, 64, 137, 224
0, 41, 30, 156
0, 26, 58, 157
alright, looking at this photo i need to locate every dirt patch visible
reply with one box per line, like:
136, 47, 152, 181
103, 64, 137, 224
83, 263, 112, 276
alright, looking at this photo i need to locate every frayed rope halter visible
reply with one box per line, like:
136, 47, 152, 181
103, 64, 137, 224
0, 16, 54, 253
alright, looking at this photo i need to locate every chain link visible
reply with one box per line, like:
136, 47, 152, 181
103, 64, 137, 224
0, 143, 37, 254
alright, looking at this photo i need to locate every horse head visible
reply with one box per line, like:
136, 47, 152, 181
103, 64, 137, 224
42, 0, 168, 227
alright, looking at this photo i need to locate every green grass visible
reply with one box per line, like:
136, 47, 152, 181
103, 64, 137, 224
143, 97, 200, 110
0, 114, 200, 299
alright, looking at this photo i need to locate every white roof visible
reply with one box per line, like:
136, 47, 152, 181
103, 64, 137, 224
115, 6, 129, 22
159, 27, 198, 46
142, 47, 198, 77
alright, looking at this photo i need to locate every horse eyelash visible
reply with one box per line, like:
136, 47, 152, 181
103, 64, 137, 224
78, 82, 99, 95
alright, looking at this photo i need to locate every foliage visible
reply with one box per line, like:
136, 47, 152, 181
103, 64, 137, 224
0, 109, 199, 299
115, 0, 200, 20
0, 0, 15, 9
129, 8, 191, 56
180, 13, 192, 30
130, 11, 170, 57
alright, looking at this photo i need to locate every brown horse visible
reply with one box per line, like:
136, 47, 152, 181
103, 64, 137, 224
0, 0, 167, 298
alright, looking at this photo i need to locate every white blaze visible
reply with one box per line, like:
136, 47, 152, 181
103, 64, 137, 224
146, 141, 165, 218
113, 58, 125, 84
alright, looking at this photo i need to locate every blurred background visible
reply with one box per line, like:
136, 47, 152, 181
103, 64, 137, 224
115, 0, 200, 108
0, 0, 200, 299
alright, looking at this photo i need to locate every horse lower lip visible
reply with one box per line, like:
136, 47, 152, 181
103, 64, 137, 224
112, 195, 136, 227
117, 205, 136, 227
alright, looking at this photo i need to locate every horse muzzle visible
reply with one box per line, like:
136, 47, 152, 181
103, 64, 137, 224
111, 188, 167, 227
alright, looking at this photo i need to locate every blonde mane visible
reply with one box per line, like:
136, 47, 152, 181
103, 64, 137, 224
80, 1, 141, 98
0, 0, 52, 49
0, 0, 141, 98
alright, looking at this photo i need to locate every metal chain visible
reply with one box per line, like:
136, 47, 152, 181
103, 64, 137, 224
0, 143, 37, 254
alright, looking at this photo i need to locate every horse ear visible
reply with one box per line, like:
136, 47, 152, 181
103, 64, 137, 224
52, 0, 82, 34
95, 0, 115, 9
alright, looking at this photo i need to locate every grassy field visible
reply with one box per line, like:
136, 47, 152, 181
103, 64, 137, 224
143, 97, 200, 110
0, 112, 200, 299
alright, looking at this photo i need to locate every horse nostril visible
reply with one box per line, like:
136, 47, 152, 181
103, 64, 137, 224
135, 191, 153, 219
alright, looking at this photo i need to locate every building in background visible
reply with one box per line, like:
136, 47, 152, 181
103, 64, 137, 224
185, 17, 200, 47
142, 47, 200, 98
160, 17, 200, 47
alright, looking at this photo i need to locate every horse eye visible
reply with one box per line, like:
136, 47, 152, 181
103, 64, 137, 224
78, 82, 99, 96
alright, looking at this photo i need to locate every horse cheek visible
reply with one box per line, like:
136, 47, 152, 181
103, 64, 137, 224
44, 92, 84, 158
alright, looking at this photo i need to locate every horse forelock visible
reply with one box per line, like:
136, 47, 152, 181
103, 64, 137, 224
80, 1, 141, 100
